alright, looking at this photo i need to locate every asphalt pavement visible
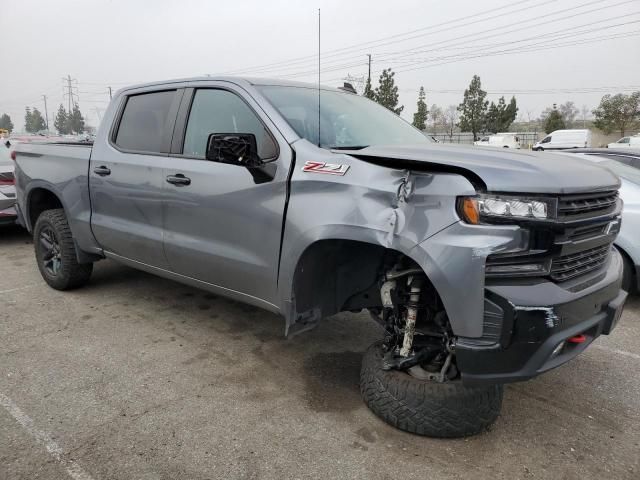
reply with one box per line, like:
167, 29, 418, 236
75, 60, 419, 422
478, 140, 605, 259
1, 225, 638, 480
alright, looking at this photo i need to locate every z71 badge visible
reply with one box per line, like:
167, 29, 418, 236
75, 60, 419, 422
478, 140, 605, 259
302, 161, 350, 176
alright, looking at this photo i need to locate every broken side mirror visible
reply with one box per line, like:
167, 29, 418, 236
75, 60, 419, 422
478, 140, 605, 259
205, 133, 262, 167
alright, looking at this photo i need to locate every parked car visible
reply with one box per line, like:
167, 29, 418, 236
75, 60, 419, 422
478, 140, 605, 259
557, 148, 640, 294
474, 133, 520, 149
607, 135, 640, 149
0, 139, 17, 225
14, 77, 626, 438
533, 129, 592, 151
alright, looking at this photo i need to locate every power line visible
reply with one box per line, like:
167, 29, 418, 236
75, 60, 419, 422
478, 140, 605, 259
272, 3, 637, 80
226, 0, 616, 77
221, 0, 551, 75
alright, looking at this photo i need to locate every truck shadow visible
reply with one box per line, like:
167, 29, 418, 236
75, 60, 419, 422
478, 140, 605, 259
0, 224, 31, 245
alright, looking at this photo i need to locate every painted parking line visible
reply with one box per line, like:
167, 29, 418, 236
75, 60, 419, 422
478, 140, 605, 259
592, 344, 640, 361
0, 392, 94, 480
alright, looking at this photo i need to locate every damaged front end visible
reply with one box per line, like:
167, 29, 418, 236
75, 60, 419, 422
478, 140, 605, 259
370, 260, 459, 383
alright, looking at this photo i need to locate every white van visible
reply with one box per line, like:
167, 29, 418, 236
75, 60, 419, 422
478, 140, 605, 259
607, 135, 640, 149
533, 129, 592, 151
474, 133, 520, 149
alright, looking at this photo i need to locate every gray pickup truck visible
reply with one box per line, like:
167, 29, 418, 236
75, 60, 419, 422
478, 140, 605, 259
14, 77, 627, 438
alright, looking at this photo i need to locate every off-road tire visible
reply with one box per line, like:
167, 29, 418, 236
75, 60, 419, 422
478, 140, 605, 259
34, 209, 93, 290
360, 341, 503, 438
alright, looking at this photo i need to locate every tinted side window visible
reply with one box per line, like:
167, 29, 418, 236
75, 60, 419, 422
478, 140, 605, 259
115, 90, 176, 153
541, 136, 551, 143
183, 89, 276, 159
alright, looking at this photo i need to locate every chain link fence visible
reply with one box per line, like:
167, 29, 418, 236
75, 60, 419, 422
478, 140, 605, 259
427, 132, 542, 149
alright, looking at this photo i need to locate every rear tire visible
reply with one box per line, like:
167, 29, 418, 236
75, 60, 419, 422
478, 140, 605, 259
360, 341, 503, 438
34, 209, 93, 290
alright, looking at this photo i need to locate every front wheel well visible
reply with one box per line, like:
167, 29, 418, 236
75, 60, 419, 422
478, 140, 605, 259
27, 188, 64, 230
290, 239, 442, 321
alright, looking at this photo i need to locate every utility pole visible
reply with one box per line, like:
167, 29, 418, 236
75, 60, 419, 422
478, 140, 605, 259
108, 86, 112, 100
67, 75, 73, 112
62, 75, 78, 113
367, 54, 372, 84
42, 95, 49, 131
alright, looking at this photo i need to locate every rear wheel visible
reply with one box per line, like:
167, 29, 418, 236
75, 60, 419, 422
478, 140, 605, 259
360, 341, 503, 438
34, 209, 93, 290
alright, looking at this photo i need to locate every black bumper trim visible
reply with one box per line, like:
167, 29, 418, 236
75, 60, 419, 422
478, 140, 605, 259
457, 251, 626, 385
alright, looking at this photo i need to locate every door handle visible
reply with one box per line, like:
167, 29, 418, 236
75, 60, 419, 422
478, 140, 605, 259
93, 166, 111, 176
166, 174, 191, 186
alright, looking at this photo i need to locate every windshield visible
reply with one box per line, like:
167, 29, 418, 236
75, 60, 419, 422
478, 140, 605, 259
601, 159, 640, 184
257, 85, 431, 149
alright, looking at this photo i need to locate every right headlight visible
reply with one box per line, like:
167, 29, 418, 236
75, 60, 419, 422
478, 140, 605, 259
458, 194, 557, 224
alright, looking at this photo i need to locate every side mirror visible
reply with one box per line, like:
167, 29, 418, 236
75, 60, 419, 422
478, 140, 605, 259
205, 133, 261, 167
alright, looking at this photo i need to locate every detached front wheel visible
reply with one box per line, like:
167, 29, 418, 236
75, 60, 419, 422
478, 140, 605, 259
34, 209, 93, 290
360, 341, 503, 438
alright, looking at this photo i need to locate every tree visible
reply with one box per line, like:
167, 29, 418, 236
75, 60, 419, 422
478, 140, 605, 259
363, 76, 375, 100
24, 107, 33, 133
485, 101, 500, 133
30, 108, 46, 133
558, 101, 579, 128
68, 103, 85, 134
544, 108, 566, 134
457, 75, 488, 140
444, 105, 459, 141
374, 68, 403, 114
412, 86, 428, 130
54, 104, 70, 134
485, 96, 518, 133
503, 96, 518, 131
429, 104, 442, 133
592, 92, 640, 137
0, 113, 14, 133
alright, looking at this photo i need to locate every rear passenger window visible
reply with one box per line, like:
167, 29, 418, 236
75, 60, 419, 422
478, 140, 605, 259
115, 90, 175, 153
183, 89, 277, 160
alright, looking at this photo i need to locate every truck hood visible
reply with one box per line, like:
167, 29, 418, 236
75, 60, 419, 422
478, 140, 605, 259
343, 143, 621, 194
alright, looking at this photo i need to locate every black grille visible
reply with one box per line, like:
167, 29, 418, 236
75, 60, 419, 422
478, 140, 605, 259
550, 244, 611, 282
567, 223, 607, 241
558, 190, 618, 219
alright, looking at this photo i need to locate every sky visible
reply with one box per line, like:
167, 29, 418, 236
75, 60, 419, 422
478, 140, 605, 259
0, 0, 638, 131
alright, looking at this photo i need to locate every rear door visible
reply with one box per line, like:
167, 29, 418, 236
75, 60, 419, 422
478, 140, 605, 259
162, 84, 292, 305
89, 88, 182, 268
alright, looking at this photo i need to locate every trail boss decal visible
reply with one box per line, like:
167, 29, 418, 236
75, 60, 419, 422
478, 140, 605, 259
302, 161, 350, 176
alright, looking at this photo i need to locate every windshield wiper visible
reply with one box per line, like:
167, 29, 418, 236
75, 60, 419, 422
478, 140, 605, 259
329, 145, 369, 150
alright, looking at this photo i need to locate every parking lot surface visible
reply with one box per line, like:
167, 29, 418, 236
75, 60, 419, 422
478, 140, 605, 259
1, 225, 639, 480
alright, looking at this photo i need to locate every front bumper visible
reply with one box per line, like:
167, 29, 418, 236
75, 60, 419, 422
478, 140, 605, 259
456, 247, 626, 384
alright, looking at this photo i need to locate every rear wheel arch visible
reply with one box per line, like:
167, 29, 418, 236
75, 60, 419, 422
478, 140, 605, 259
26, 187, 64, 231
26, 187, 99, 264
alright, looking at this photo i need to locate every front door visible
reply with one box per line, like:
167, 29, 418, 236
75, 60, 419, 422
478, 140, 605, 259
162, 86, 291, 305
89, 89, 181, 268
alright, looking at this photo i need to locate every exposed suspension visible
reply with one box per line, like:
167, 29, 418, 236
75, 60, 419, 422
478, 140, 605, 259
374, 259, 457, 382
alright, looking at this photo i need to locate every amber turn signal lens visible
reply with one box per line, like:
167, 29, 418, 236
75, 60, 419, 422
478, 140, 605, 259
461, 197, 480, 224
